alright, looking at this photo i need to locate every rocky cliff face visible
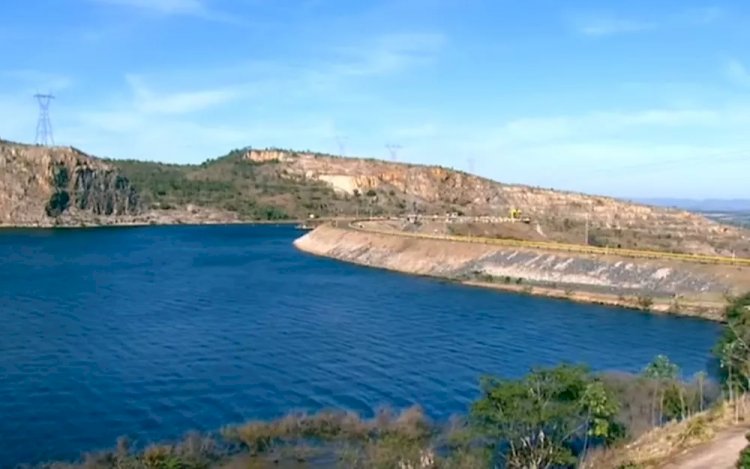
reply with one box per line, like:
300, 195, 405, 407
0, 141, 140, 226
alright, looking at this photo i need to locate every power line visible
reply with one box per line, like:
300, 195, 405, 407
34, 93, 55, 146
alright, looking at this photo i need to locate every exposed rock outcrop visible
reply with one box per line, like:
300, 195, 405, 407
0, 141, 140, 226
246, 149, 748, 257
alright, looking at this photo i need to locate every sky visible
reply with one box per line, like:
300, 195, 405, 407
0, 0, 748, 199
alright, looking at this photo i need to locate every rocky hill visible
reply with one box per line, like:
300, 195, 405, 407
1, 142, 747, 258
240, 149, 749, 257
243, 149, 722, 226
0, 141, 140, 226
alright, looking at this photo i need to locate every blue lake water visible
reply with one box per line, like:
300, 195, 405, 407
0, 225, 721, 466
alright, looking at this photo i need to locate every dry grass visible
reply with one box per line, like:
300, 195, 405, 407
34, 407, 445, 469
584, 397, 750, 468
29, 375, 738, 469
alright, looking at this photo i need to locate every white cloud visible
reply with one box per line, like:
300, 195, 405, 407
497, 141, 749, 197
88, 0, 238, 22
325, 33, 445, 78
389, 124, 438, 140
68, 107, 342, 162
384, 100, 750, 198
0, 71, 72, 144
570, 14, 654, 37
125, 75, 239, 114
91, 0, 206, 15
0, 93, 41, 143
491, 108, 727, 145
391, 119, 750, 198
0, 70, 73, 92
568, 7, 726, 37
67, 115, 249, 161
677, 7, 725, 25
727, 59, 750, 87
7, 28, 444, 161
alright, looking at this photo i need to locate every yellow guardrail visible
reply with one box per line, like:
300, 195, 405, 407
347, 221, 750, 267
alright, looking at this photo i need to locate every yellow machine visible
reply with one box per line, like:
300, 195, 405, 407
509, 208, 531, 224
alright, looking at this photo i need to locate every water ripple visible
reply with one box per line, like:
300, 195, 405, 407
0, 225, 721, 467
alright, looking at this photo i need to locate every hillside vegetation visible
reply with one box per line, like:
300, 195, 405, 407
111, 148, 465, 221
2, 140, 748, 258
113, 147, 749, 257
112, 149, 317, 221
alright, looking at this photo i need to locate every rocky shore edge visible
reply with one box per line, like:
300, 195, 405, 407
0, 207, 305, 229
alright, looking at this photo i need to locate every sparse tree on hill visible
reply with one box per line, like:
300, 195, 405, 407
643, 354, 680, 425
714, 293, 750, 422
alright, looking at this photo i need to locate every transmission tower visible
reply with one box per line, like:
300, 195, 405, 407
466, 157, 476, 174
34, 93, 55, 146
385, 143, 402, 161
335, 135, 347, 156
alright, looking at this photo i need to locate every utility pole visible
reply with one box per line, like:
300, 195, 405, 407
585, 212, 590, 246
584, 199, 595, 246
34, 93, 55, 146
335, 135, 347, 156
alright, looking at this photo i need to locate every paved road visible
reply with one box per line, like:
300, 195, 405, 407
661, 426, 749, 469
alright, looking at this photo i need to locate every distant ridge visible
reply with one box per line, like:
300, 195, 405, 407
634, 198, 750, 212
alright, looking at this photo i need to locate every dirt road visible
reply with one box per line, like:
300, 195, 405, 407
660, 426, 749, 469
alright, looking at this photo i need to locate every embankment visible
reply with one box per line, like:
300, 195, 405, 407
294, 225, 750, 321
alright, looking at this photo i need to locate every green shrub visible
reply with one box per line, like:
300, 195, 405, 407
637, 296, 654, 310
738, 433, 750, 468
51, 164, 69, 188
45, 191, 70, 217
472, 365, 621, 468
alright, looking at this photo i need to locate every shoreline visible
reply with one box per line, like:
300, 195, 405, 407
461, 280, 725, 321
293, 225, 740, 322
0, 213, 355, 230
299, 247, 726, 322
1, 219, 732, 321
0, 217, 328, 230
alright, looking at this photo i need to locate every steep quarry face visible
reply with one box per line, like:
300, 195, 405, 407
244, 149, 477, 199
0, 142, 140, 225
241, 149, 726, 224
245, 149, 301, 163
